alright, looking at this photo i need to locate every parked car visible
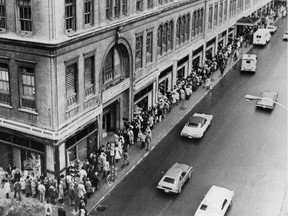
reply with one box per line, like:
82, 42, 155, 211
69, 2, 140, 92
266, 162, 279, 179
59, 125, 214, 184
256, 90, 278, 110
194, 185, 234, 216
283, 31, 288, 40
157, 163, 193, 194
180, 113, 213, 138
266, 25, 277, 33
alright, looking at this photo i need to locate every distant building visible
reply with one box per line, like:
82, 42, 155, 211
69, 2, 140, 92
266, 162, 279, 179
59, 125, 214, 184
0, 0, 274, 178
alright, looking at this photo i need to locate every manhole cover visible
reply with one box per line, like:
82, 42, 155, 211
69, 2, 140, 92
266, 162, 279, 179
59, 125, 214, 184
96, 205, 107, 212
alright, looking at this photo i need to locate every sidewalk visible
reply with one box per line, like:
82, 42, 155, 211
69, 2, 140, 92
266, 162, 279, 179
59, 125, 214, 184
0, 45, 252, 216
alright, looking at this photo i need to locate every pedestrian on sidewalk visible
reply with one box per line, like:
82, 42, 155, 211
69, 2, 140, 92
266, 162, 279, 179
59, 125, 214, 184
3, 179, 10, 199
58, 181, 64, 204
145, 127, 152, 151
13, 180, 21, 201
121, 149, 129, 169
45, 200, 53, 216
38, 181, 46, 203
102, 160, 110, 179
20, 175, 26, 195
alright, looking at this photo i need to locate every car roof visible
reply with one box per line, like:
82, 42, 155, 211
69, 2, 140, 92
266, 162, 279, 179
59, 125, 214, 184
165, 163, 190, 178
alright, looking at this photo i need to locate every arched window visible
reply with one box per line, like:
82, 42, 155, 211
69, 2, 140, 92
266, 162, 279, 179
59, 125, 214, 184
176, 18, 181, 46
163, 22, 169, 53
196, 10, 200, 35
157, 25, 163, 56
162, 23, 167, 53
195, 11, 199, 36
181, 16, 185, 43
168, 20, 173, 50
200, 8, 204, 34
192, 11, 196, 37
103, 48, 121, 84
186, 13, 190, 41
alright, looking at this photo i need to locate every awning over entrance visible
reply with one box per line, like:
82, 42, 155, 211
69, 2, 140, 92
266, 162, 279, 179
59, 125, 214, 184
236, 17, 261, 26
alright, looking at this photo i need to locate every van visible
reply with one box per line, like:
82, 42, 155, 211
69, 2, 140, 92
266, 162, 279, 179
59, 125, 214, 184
253, 29, 271, 45
241, 54, 257, 72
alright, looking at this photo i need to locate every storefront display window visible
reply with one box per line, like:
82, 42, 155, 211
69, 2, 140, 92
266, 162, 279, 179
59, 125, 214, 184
21, 150, 43, 177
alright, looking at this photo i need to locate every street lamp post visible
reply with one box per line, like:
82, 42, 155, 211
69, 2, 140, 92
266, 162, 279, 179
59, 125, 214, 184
244, 94, 288, 111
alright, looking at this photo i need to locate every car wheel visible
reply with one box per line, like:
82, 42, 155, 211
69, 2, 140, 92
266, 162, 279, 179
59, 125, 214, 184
188, 172, 192, 179
178, 186, 182, 194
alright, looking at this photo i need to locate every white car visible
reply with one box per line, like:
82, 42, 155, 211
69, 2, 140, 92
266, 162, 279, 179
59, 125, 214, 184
256, 90, 278, 110
194, 185, 234, 216
157, 163, 193, 194
283, 31, 288, 40
180, 113, 213, 138
266, 25, 277, 33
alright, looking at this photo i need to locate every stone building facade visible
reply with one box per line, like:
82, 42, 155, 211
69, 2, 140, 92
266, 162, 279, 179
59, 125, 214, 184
0, 0, 274, 178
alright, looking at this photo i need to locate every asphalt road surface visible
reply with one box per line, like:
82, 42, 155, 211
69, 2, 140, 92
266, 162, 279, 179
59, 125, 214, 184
94, 17, 287, 216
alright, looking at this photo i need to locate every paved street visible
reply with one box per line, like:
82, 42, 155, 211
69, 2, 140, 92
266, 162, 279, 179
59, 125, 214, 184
89, 17, 287, 216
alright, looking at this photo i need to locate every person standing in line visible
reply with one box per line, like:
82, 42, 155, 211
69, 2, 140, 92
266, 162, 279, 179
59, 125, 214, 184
45, 200, 53, 216
102, 160, 110, 179
145, 127, 152, 152
121, 149, 129, 168
58, 181, 64, 204
3, 179, 11, 199
13, 180, 21, 201
20, 175, 26, 195
38, 181, 46, 203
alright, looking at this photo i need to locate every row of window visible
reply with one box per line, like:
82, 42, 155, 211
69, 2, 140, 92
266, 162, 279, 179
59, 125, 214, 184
0, 55, 95, 112
135, 7, 205, 70
0, 0, 174, 33
0, 62, 35, 110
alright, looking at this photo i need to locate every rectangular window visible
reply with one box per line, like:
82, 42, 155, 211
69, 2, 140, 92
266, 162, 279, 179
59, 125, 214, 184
0, 0, 5, 30
106, 0, 112, 19
136, 0, 143, 12
84, 56, 95, 97
214, 3, 218, 27
114, 0, 120, 18
20, 66, 35, 110
208, 5, 213, 30
84, 0, 93, 26
122, 0, 127, 16
146, 32, 153, 64
65, 0, 75, 31
147, 0, 153, 9
0, 63, 10, 104
135, 35, 143, 70
66, 62, 78, 107
18, 0, 32, 32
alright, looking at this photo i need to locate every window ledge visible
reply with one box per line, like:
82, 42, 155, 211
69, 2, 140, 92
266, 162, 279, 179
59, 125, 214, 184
66, 104, 80, 113
0, 103, 12, 109
18, 108, 38, 115
84, 94, 96, 102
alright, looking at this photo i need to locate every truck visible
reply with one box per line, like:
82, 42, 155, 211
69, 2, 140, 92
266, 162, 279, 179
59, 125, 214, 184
241, 54, 257, 72
253, 29, 271, 45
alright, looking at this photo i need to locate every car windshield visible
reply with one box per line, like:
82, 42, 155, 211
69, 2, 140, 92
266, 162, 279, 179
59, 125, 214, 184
163, 177, 175, 184
187, 122, 200, 127
200, 204, 208, 210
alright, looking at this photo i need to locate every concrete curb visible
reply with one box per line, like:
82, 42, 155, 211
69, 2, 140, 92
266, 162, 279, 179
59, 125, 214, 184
88, 45, 253, 214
